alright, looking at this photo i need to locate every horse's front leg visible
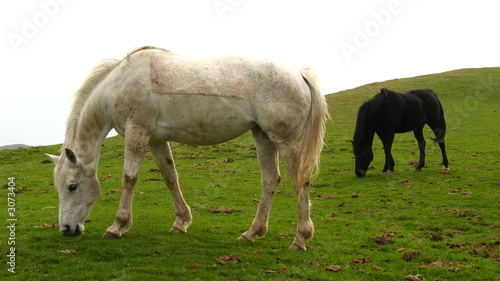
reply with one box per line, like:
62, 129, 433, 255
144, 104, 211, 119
149, 142, 192, 233
103, 126, 150, 238
378, 131, 396, 174
239, 128, 280, 242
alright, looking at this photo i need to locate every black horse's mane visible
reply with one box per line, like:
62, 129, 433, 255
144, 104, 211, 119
353, 89, 393, 149
367, 88, 394, 109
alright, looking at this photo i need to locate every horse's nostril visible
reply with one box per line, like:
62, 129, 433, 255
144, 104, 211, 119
74, 225, 82, 235
62, 225, 72, 236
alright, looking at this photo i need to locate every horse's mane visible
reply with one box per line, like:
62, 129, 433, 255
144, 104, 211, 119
63, 46, 172, 149
353, 89, 392, 149
353, 102, 369, 150
371, 88, 394, 108
63, 59, 120, 149
126, 46, 170, 60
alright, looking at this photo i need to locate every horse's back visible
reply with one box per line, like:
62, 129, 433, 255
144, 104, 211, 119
402, 89, 440, 107
102, 48, 312, 145
402, 90, 444, 119
135, 49, 308, 100
394, 90, 444, 131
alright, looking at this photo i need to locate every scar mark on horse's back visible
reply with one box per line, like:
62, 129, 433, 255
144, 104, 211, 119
149, 51, 245, 99
150, 53, 169, 94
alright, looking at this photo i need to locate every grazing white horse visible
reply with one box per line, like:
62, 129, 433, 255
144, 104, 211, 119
47, 46, 329, 250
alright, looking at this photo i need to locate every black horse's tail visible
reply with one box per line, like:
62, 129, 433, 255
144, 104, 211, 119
430, 92, 447, 144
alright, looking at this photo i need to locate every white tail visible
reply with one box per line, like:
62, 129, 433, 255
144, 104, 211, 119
296, 67, 330, 187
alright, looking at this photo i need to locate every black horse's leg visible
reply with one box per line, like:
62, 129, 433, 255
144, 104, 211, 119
413, 128, 426, 171
432, 128, 449, 170
377, 131, 396, 173
438, 142, 449, 170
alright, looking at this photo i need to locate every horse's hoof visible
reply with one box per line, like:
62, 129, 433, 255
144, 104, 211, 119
169, 227, 186, 234
380, 170, 395, 175
289, 243, 307, 251
237, 234, 254, 242
414, 168, 422, 172
440, 167, 451, 174
102, 231, 120, 239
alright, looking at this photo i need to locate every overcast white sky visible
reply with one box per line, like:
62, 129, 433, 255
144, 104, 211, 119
1, 0, 499, 146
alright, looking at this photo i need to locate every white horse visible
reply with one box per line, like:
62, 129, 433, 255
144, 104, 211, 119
47, 46, 329, 250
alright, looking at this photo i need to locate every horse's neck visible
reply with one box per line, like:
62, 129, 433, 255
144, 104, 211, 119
354, 110, 375, 146
354, 127, 375, 147
363, 130, 375, 145
65, 99, 112, 166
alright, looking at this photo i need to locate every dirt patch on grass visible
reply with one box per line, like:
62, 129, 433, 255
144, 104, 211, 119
419, 261, 471, 271
208, 206, 242, 214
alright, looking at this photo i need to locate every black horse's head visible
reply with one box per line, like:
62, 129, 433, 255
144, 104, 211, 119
352, 90, 391, 177
353, 97, 380, 178
352, 139, 373, 177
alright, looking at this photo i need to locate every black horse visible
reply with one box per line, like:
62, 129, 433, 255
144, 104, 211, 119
353, 88, 449, 177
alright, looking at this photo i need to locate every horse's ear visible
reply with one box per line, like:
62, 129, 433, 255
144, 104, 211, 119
46, 153, 60, 164
65, 148, 77, 164
381, 88, 389, 98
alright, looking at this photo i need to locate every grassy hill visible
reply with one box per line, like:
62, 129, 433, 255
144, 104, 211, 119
0, 144, 31, 151
1, 68, 499, 280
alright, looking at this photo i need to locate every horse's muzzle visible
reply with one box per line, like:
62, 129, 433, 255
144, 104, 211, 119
61, 224, 82, 236
355, 169, 366, 177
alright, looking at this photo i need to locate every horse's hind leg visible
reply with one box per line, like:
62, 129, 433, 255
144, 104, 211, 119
430, 127, 449, 170
103, 125, 150, 238
239, 127, 280, 242
149, 142, 192, 233
439, 141, 449, 170
278, 143, 313, 251
413, 128, 426, 171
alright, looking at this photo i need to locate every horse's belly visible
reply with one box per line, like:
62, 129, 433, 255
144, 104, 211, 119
152, 95, 255, 145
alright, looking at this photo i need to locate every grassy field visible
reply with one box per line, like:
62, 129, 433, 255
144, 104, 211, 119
1, 67, 499, 280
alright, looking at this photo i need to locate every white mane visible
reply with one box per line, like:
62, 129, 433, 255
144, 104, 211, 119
63, 59, 120, 149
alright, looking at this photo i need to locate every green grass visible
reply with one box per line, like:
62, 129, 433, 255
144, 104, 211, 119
1, 67, 499, 280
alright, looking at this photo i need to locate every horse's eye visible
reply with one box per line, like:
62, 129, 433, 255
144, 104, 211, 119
69, 184, 78, 192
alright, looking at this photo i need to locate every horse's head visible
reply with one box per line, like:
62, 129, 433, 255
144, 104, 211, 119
352, 139, 373, 178
353, 98, 378, 178
47, 148, 100, 236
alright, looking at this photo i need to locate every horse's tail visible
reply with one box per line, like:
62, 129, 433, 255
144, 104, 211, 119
429, 91, 447, 144
296, 67, 330, 187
